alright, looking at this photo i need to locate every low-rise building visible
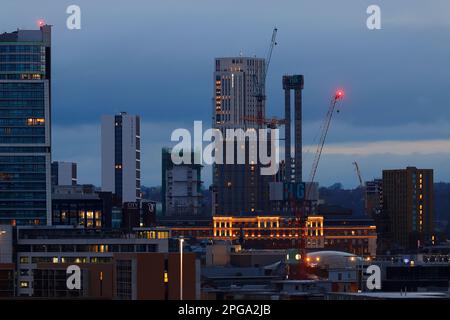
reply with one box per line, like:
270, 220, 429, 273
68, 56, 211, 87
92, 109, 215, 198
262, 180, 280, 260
14, 226, 170, 297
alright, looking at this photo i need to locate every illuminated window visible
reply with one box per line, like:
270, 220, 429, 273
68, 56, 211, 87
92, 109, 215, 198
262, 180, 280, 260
19, 256, 29, 264
164, 271, 169, 283
20, 281, 29, 288
52, 257, 58, 263
27, 118, 45, 126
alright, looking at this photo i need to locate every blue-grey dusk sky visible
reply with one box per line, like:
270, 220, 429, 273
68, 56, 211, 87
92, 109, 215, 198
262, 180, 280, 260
2, 0, 450, 188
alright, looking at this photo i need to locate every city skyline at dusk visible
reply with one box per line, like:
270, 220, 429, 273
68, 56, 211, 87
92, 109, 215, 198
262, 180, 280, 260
2, 0, 450, 306
2, 0, 450, 188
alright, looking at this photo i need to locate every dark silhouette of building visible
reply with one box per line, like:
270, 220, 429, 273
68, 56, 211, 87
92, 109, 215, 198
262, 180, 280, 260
382, 167, 434, 251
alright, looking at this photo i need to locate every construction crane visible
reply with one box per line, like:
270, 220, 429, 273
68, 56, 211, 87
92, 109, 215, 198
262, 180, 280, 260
256, 27, 278, 102
305, 90, 345, 201
244, 27, 277, 127
293, 89, 344, 279
353, 161, 364, 187
241, 115, 287, 128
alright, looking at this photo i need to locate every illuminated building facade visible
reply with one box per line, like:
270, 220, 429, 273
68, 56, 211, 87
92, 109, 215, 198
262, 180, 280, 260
206, 215, 377, 255
0, 25, 52, 225
382, 167, 434, 251
51, 191, 113, 229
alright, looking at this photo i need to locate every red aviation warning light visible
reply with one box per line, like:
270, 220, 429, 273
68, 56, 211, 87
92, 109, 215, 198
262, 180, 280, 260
335, 89, 345, 100
37, 19, 46, 28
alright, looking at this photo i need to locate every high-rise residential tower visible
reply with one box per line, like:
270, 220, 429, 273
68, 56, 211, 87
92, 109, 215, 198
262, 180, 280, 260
101, 112, 141, 203
212, 57, 271, 216
161, 148, 203, 217
213, 57, 265, 130
0, 25, 52, 225
382, 167, 434, 251
51, 161, 77, 186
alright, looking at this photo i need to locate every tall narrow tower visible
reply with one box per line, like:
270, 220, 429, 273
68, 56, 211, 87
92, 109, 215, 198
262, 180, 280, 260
283, 75, 304, 184
101, 112, 141, 203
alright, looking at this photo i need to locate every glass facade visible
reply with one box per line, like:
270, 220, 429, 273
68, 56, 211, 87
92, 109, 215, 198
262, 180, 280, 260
0, 26, 51, 225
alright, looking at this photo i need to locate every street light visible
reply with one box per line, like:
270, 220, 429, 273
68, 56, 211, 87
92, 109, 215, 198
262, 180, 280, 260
179, 237, 185, 300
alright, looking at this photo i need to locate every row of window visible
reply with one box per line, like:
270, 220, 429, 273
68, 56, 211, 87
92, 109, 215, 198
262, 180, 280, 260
0, 45, 45, 53
0, 64, 45, 72
0, 127, 45, 135
0, 82, 44, 89
0, 146, 48, 153
0, 109, 44, 117
0, 118, 45, 126
0, 54, 45, 62
0, 191, 46, 200
0, 210, 46, 218
0, 100, 44, 107
0, 163, 46, 170
0, 173, 46, 182
0, 201, 46, 208
0, 155, 45, 162
0, 73, 43, 80
17, 244, 158, 255
0, 91, 44, 99
0, 181, 46, 190
0, 137, 45, 143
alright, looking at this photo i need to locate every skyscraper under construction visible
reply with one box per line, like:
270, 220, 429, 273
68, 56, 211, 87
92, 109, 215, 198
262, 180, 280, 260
212, 57, 271, 216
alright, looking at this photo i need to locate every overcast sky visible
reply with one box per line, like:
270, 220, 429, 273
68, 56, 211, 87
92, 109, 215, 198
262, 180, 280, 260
2, 0, 450, 188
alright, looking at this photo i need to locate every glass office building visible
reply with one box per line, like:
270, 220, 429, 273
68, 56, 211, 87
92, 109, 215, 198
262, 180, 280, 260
0, 25, 52, 225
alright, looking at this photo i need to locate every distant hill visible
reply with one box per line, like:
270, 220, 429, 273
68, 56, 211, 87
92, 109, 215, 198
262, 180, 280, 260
319, 184, 365, 216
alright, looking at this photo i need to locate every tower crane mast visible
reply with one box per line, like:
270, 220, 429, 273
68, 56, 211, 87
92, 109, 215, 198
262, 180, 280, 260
246, 27, 277, 128
293, 90, 344, 280
255, 27, 278, 101
305, 90, 344, 201
353, 161, 364, 187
